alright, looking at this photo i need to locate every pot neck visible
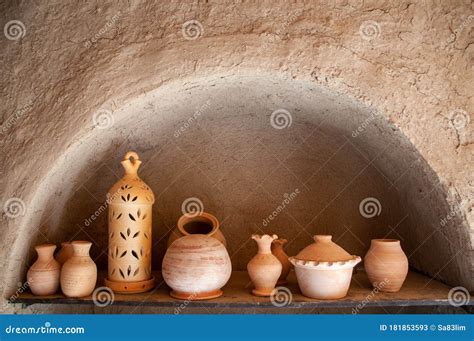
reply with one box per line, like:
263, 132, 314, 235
35, 244, 56, 261
253, 234, 277, 254
71, 241, 92, 257
371, 239, 401, 249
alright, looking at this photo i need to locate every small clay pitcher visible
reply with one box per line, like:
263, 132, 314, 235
247, 234, 282, 296
55, 242, 74, 265
271, 238, 291, 285
60, 241, 97, 297
27, 244, 60, 295
364, 239, 408, 292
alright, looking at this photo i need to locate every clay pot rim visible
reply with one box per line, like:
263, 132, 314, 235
371, 239, 400, 244
251, 234, 278, 241
289, 255, 361, 269
177, 212, 220, 237
71, 241, 92, 247
35, 244, 56, 250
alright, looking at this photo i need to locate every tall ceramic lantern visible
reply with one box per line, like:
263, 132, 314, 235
104, 151, 155, 293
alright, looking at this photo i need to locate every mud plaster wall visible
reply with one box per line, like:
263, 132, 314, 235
0, 1, 473, 313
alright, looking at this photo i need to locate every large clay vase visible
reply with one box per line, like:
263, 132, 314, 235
364, 239, 408, 292
167, 212, 226, 248
247, 234, 282, 296
27, 244, 60, 296
105, 151, 155, 294
55, 242, 74, 265
60, 241, 97, 298
289, 235, 361, 299
271, 238, 292, 285
162, 234, 232, 300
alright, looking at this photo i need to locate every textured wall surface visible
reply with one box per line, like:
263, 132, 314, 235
1, 1, 472, 313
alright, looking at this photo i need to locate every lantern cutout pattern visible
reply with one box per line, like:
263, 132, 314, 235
104, 152, 155, 293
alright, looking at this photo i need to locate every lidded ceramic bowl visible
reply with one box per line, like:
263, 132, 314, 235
289, 235, 361, 299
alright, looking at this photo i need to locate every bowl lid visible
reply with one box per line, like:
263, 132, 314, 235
294, 235, 354, 262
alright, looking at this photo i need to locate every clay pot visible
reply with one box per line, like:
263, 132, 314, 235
55, 242, 74, 265
162, 234, 232, 300
289, 235, 361, 299
105, 151, 155, 294
60, 241, 97, 297
167, 212, 226, 248
364, 239, 408, 292
27, 244, 60, 296
271, 238, 292, 285
247, 234, 282, 296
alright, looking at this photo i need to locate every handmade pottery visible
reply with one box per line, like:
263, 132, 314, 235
27, 244, 60, 296
289, 235, 361, 299
167, 211, 226, 248
60, 241, 97, 298
271, 238, 292, 285
162, 234, 232, 300
247, 234, 282, 296
105, 151, 155, 294
55, 242, 74, 265
364, 239, 408, 292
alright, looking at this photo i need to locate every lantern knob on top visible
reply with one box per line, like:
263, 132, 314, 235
121, 151, 142, 175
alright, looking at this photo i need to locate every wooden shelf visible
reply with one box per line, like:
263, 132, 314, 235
14, 270, 469, 308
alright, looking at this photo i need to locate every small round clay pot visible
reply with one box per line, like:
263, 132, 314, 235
247, 234, 282, 296
271, 238, 292, 285
60, 241, 97, 298
167, 212, 226, 248
364, 239, 408, 292
162, 234, 232, 300
55, 242, 74, 265
27, 244, 61, 296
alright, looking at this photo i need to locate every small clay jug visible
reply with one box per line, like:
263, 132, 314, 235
364, 239, 408, 292
55, 242, 74, 265
271, 238, 291, 285
27, 244, 60, 295
247, 234, 282, 296
60, 241, 97, 297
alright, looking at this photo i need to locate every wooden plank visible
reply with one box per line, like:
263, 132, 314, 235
13, 270, 469, 308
